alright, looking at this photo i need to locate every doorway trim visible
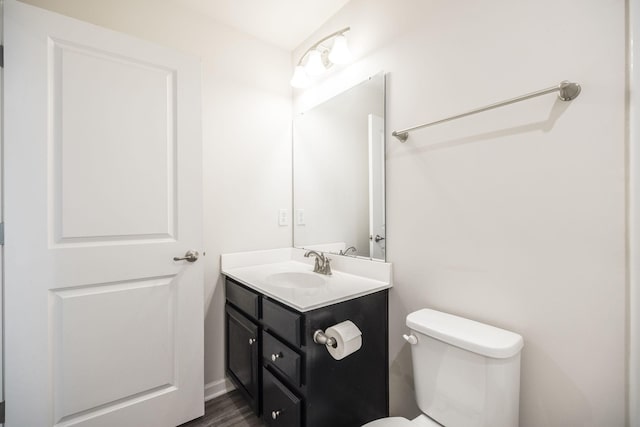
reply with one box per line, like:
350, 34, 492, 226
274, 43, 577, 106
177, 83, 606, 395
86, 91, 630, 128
628, 0, 639, 425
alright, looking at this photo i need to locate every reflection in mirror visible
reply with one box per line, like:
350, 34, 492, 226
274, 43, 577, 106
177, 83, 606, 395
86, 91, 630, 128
293, 73, 386, 260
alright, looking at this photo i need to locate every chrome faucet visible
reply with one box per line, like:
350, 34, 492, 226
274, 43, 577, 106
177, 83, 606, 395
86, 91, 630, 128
304, 250, 332, 275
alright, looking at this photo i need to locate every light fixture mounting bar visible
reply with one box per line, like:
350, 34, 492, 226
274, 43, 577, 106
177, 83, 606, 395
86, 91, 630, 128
296, 27, 351, 66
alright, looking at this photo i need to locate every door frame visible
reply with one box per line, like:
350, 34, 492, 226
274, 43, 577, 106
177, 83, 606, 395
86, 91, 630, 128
0, 0, 4, 421
368, 113, 385, 260
629, 1, 639, 425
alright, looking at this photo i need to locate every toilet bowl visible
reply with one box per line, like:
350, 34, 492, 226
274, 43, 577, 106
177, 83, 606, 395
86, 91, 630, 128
363, 309, 523, 427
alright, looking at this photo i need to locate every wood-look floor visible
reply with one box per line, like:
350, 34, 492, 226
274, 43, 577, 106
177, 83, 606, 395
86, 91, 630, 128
179, 390, 265, 427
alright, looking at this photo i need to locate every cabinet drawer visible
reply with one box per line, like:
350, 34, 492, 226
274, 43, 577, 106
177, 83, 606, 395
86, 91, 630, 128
262, 298, 302, 346
262, 368, 302, 427
226, 279, 259, 319
263, 331, 302, 387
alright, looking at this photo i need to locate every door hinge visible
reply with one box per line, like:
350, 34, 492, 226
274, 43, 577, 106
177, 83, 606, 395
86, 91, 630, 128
0, 400, 5, 423
0, 45, 4, 68
0, 222, 4, 245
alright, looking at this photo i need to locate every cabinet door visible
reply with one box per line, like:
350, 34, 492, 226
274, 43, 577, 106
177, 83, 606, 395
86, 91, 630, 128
226, 305, 260, 415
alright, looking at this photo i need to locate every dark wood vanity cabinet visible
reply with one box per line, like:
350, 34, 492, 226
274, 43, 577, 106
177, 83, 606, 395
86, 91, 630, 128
224, 277, 389, 427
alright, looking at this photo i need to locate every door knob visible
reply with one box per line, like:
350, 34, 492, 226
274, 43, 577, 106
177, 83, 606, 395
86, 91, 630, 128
173, 250, 199, 263
370, 234, 385, 242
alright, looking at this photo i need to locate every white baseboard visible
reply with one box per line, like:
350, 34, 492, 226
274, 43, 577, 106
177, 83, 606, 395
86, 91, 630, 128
204, 377, 235, 402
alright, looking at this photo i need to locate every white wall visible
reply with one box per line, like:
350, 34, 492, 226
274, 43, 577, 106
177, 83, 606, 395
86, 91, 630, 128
293, 1, 626, 426
17, 0, 293, 392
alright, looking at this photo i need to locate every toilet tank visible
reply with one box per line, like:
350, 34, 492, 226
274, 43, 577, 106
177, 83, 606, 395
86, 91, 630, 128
406, 309, 524, 427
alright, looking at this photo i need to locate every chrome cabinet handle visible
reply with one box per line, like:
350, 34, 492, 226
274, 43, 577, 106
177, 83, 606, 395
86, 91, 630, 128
271, 353, 282, 362
248, 338, 256, 345
173, 250, 199, 262
272, 410, 281, 420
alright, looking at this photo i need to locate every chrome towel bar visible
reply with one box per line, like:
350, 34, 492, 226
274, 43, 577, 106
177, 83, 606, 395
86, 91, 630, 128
392, 80, 581, 142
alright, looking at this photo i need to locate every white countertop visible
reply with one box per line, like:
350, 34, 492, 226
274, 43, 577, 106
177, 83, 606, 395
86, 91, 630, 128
221, 248, 393, 312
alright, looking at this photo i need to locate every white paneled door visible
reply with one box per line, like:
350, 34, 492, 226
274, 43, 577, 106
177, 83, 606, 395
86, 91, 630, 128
4, 1, 204, 426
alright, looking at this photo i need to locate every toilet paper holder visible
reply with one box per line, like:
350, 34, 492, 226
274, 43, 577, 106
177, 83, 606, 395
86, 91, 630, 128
313, 329, 337, 348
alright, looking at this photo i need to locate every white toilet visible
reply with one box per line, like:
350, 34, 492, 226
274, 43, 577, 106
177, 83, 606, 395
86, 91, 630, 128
364, 309, 524, 427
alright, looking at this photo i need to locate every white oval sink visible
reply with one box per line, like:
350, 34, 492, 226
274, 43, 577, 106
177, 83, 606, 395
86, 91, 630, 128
266, 271, 326, 288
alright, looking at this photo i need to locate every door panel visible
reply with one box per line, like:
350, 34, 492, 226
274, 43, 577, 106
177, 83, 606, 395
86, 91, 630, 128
52, 277, 176, 422
4, 1, 204, 426
52, 39, 177, 242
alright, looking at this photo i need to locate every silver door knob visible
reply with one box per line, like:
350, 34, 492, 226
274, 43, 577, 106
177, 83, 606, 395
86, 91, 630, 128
173, 250, 199, 262
272, 410, 281, 420
248, 338, 256, 345
271, 353, 281, 362
370, 234, 385, 242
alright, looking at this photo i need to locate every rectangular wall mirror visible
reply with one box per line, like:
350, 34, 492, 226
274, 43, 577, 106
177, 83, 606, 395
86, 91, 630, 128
293, 73, 386, 261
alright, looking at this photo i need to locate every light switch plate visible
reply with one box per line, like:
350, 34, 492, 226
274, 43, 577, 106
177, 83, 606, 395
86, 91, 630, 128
278, 209, 289, 226
295, 209, 305, 225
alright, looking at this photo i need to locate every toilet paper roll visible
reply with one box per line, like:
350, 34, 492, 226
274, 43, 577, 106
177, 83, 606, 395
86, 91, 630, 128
325, 320, 362, 360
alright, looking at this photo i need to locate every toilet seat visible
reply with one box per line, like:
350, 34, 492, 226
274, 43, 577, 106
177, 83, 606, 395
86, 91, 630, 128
362, 415, 442, 427
362, 417, 414, 427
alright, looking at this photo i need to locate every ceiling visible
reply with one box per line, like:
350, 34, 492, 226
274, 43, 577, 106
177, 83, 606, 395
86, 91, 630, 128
179, 0, 350, 51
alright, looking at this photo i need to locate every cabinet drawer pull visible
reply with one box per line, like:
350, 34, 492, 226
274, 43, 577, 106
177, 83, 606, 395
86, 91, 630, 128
271, 352, 282, 362
248, 338, 256, 345
272, 410, 281, 420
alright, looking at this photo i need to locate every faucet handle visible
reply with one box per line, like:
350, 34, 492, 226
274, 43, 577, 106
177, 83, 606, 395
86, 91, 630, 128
322, 256, 332, 275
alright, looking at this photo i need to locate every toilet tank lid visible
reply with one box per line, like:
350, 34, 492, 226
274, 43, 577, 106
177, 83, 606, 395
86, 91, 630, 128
406, 309, 524, 359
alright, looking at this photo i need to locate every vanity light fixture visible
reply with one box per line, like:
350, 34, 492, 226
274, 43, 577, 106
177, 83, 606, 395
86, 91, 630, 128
305, 50, 327, 77
290, 27, 352, 88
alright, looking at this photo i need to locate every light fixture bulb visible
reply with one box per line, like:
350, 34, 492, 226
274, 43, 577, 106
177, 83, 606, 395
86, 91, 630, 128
305, 50, 327, 77
328, 34, 352, 65
290, 65, 311, 88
